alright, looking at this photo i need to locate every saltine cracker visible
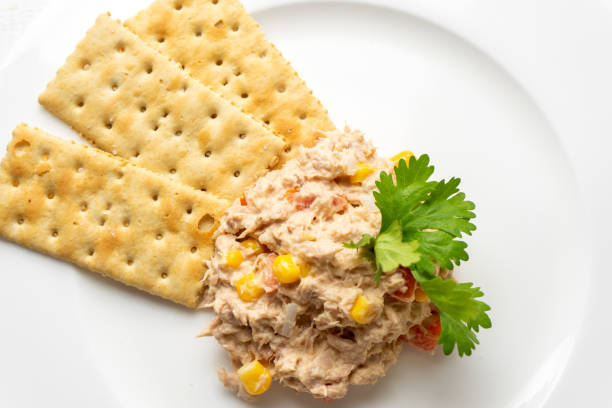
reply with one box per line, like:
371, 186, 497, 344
126, 0, 336, 161
39, 13, 285, 202
0, 124, 230, 307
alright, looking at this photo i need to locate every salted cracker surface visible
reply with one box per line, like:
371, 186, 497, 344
39, 13, 285, 202
0, 124, 230, 307
126, 0, 336, 161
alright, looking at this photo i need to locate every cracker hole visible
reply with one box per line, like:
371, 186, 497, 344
153, 123, 159, 131
216, 59, 223, 66
210, 112, 217, 119
158, 37, 165, 43
80, 202, 88, 212
140, 105, 147, 113
212, 0, 218, 4
145, 63, 153, 74
232, 24, 239, 32
284, 145, 292, 153
234, 70, 242, 77
105, 120, 113, 130
174, 129, 182, 136
264, 119, 270, 125
116, 42, 125, 52
238, 133, 246, 139
14, 140, 30, 156
47, 192, 55, 199
299, 112, 307, 120
186, 207, 193, 214
174, 1, 183, 10
76, 96, 85, 107
241, 92, 248, 99
11, 180, 19, 187
51, 229, 58, 238
88, 248, 95, 256
163, 109, 170, 118
161, 271, 168, 279
106, 202, 113, 210
200, 186, 207, 192
191, 246, 197, 253
123, 218, 130, 227
17, 215, 24, 225
198, 214, 215, 232
234, 170, 240, 178
180, 64, 185, 70
81, 60, 91, 70
204, 150, 212, 157
99, 217, 106, 226
277, 85, 286, 93
215, 20, 223, 28
259, 49, 267, 58
222, 78, 229, 86
182, 82, 188, 91
195, 28, 202, 37
111, 82, 119, 91
127, 258, 134, 266
41, 151, 50, 160
134, 151, 140, 158
152, 193, 159, 201
170, 168, 176, 174
156, 233, 163, 240
116, 171, 123, 179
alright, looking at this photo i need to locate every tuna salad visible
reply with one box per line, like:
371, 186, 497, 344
200, 128, 477, 400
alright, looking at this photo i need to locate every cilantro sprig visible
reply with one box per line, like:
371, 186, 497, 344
344, 155, 491, 356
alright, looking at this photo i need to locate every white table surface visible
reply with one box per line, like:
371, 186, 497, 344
0, 0, 49, 68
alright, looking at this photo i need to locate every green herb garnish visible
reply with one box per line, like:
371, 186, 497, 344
344, 155, 491, 356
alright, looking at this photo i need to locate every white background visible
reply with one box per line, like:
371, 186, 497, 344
0, 0, 49, 66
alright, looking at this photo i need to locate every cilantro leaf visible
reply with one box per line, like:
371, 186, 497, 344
410, 230, 470, 278
438, 311, 479, 356
343, 234, 375, 249
343, 154, 491, 356
374, 220, 420, 273
374, 157, 476, 275
373, 156, 436, 232
414, 277, 490, 356
401, 177, 476, 237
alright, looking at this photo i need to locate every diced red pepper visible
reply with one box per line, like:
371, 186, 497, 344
284, 188, 315, 210
240, 193, 247, 206
403, 313, 441, 353
392, 266, 417, 301
261, 254, 279, 293
331, 194, 348, 213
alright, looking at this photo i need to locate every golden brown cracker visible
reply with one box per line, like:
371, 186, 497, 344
126, 0, 335, 160
0, 124, 230, 308
39, 13, 285, 202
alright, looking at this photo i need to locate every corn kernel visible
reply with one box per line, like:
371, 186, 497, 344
415, 288, 429, 303
391, 150, 414, 167
241, 238, 263, 255
237, 360, 272, 395
349, 163, 375, 184
225, 250, 244, 269
272, 254, 301, 284
235, 272, 264, 302
351, 295, 377, 324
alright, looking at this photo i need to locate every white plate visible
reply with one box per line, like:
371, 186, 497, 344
1, 1, 611, 407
